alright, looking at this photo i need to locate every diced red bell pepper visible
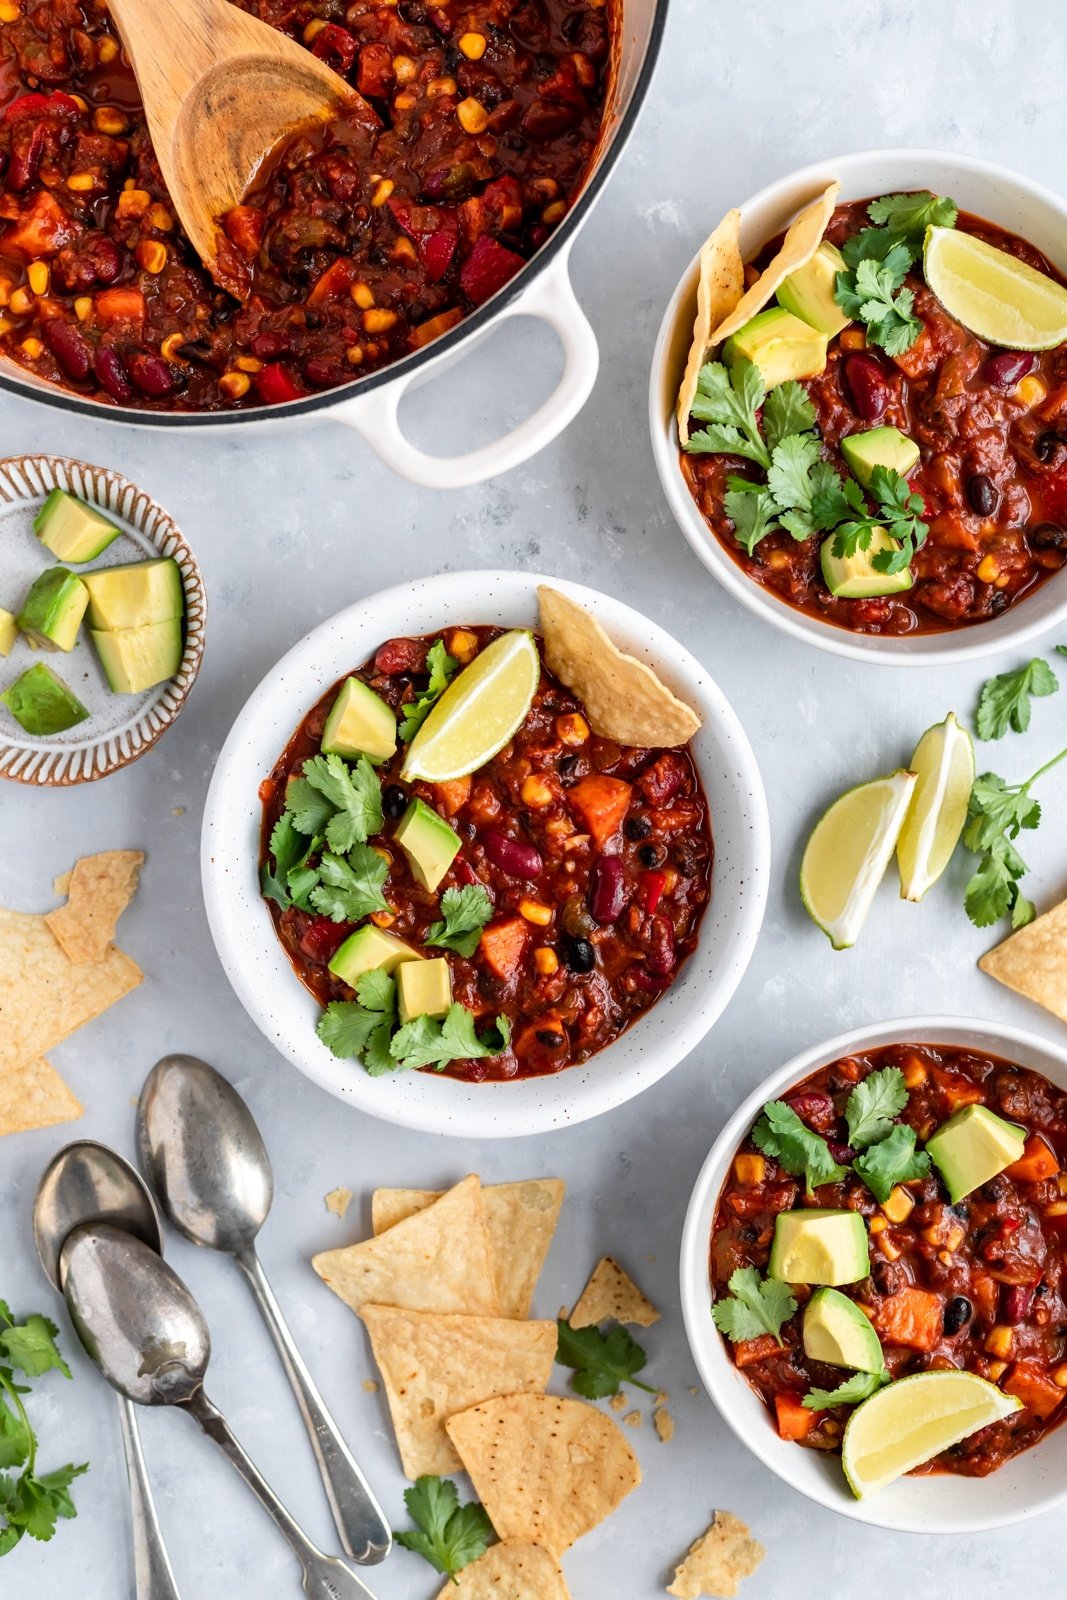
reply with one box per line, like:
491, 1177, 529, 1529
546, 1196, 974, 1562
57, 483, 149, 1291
459, 234, 524, 307
298, 916, 350, 964
3, 91, 81, 125
638, 870, 667, 914
422, 229, 457, 282
255, 363, 306, 406
356, 41, 394, 98
387, 199, 458, 283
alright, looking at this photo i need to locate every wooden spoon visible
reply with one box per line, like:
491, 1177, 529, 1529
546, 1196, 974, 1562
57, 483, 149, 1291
106, 0, 378, 296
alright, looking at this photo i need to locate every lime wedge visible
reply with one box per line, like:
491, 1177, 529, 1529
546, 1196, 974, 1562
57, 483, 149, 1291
401, 629, 540, 782
896, 712, 975, 902
800, 770, 917, 950
924, 225, 1067, 350
841, 1371, 1021, 1498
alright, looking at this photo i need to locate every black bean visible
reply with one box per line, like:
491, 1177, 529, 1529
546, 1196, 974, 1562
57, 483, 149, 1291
563, 935, 595, 973
968, 473, 999, 517
1031, 521, 1067, 550
382, 784, 408, 820
1035, 431, 1062, 464
943, 1296, 972, 1335
536, 1028, 565, 1048
558, 753, 579, 780
625, 814, 652, 842
638, 842, 664, 867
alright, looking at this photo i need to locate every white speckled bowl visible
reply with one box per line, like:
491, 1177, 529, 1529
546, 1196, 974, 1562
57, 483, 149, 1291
201, 570, 770, 1138
681, 1016, 1067, 1533
0, 455, 206, 784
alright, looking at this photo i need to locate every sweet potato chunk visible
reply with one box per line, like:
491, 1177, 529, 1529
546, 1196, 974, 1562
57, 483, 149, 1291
732, 1334, 780, 1368
873, 1287, 942, 1353
479, 917, 528, 981
432, 777, 471, 817
1003, 1361, 1064, 1420
1006, 1135, 1059, 1184
775, 1392, 816, 1440
568, 775, 631, 850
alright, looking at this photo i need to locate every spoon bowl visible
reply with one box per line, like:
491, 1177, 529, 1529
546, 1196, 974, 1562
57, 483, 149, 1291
34, 1141, 163, 1290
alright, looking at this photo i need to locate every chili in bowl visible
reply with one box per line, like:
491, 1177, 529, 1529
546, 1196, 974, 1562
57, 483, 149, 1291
201, 570, 769, 1139
680, 1017, 1067, 1533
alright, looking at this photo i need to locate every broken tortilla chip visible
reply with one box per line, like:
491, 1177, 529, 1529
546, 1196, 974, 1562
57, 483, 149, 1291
446, 1394, 640, 1558
325, 1187, 353, 1220
570, 1256, 660, 1329
435, 1540, 571, 1600
654, 1405, 675, 1443
708, 181, 840, 351
677, 208, 744, 445
0, 1057, 82, 1138
979, 896, 1067, 1024
0, 907, 143, 1073
372, 1178, 564, 1319
538, 587, 700, 749
667, 1511, 765, 1599
312, 1176, 501, 1319
45, 851, 144, 965
360, 1304, 556, 1478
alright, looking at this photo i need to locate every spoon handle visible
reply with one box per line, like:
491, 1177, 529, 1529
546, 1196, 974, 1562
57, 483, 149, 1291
116, 1394, 183, 1600
235, 1247, 391, 1564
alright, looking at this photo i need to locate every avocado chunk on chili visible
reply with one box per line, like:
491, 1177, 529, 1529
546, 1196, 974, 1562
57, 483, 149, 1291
34, 487, 121, 563
81, 557, 183, 631
328, 926, 421, 989
395, 798, 461, 892
321, 677, 397, 763
17, 566, 89, 651
769, 1209, 870, 1286
927, 1104, 1026, 1204
0, 661, 89, 734
91, 618, 182, 694
820, 526, 914, 599
0, 607, 16, 657
396, 955, 452, 1024
840, 426, 921, 489
777, 241, 852, 338
803, 1287, 886, 1373
722, 307, 827, 390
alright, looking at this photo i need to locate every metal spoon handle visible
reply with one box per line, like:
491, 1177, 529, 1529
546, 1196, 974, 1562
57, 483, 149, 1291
116, 1394, 182, 1600
234, 1247, 390, 1564
184, 1390, 377, 1600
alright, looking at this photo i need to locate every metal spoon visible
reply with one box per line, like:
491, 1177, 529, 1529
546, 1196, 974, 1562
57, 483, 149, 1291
60, 1223, 379, 1600
33, 1142, 182, 1600
137, 1055, 390, 1565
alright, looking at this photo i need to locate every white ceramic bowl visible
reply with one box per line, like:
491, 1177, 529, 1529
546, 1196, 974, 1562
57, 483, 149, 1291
650, 148, 1067, 666
680, 1015, 1067, 1533
202, 570, 770, 1138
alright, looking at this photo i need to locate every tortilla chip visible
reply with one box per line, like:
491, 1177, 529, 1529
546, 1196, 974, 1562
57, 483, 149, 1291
979, 897, 1067, 1023
45, 851, 144, 965
654, 1405, 675, 1443
446, 1394, 640, 1558
709, 182, 840, 350
312, 1175, 501, 1319
435, 1541, 571, 1600
372, 1179, 564, 1319
360, 1305, 556, 1478
0, 1057, 82, 1138
325, 1187, 353, 1220
538, 587, 700, 749
570, 1256, 660, 1329
0, 908, 143, 1073
677, 208, 744, 445
667, 1511, 765, 1599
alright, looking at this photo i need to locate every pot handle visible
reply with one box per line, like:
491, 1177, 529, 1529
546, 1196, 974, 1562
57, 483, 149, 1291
330, 243, 598, 489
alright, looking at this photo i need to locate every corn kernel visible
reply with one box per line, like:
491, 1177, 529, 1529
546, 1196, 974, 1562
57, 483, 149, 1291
838, 328, 867, 351
534, 946, 558, 976
66, 172, 96, 192
93, 106, 127, 135
136, 240, 168, 274
985, 1325, 1014, 1360
976, 553, 999, 583
74, 295, 92, 322
1017, 375, 1047, 408
393, 90, 418, 113
733, 1153, 766, 1187
938, 1250, 955, 1267
1053, 1365, 1067, 1388
19, 336, 42, 358
371, 178, 394, 207
661, 867, 679, 894
869, 1216, 888, 1236
235, 355, 262, 373
943, 1223, 965, 1252
556, 712, 589, 746
457, 96, 489, 134
446, 627, 478, 663
27, 262, 48, 295
147, 203, 174, 231
0, 315, 14, 334
392, 235, 417, 264
363, 308, 398, 334
97, 35, 119, 63
346, 345, 364, 365
0, 1, 21, 21
986, 1360, 1008, 1382
371, 845, 392, 867
370, 909, 396, 928
393, 53, 417, 84
902, 1059, 927, 1089
1057, 1174, 1067, 1196
542, 201, 566, 225
351, 281, 375, 309
521, 775, 554, 809
218, 370, 250, 400
302, 17, 326, 41
458, 30, 487, 58
427, 75, 457, 98
519, 899, 553, 926
881, 1186, 915, 1225
878, 1236, 902, 1261
117, 188, 151, 219
68, 93, 88, 112
1044, 1201, 1067, 1217
9, 287, 32, 317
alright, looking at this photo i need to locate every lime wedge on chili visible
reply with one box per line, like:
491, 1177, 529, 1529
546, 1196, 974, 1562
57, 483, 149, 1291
896, 712, 975, 902
841, 1371, 1021, 1498
401, 629, 540, 782
924, 225, 1067, 350
799, 770, 917, 950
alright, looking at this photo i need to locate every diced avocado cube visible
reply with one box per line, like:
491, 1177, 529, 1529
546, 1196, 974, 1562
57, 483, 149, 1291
722, 306, 827, 391
803, 1287, 885, 1373
395, 798, 461, 892
0, 608, 16, 657
328, 926, 421, 989
322, 677, 397, 763
397, 955, 452, 1025
82, 557, 183, 631
768, 1208, 870, 1286
927, 1105, 1026, 1205
17, 566, 89, 651
91, 619, 183, 694
33, 487, 121, 563
777, 241, 852, 338
1, 662, 89, 734
840, 426, 921, 489
820, 527, 914, 599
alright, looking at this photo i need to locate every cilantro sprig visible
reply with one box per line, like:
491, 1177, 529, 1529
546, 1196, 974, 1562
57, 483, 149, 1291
0, 1302, 87, 1558
399, 639, 458, 743
395, 1476, 494, 1581
844, 1067, 908, 1149
318, 980, 511, 1077
711, 1268, 797, 1347
976, 658, 1059, 741
963, 746, 1067, 928
307, 844, 390, 924
822, 464, 928, 575
834, 190, 957, 355
390, 1005, 511, 1073
261, 752, 385, 912
752, 1101, 848, 1195
555, 1318, 656, 1399
803, 1369, 888, 1411
425, 884, 493, 958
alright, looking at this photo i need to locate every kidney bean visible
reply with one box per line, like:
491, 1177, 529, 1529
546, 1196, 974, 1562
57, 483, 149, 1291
968, 473, 999, 516
129, 352, 177, 397
644, 913, 675, 974
93, 345, 132, 403
588, 853, 627, 922
374, 637, 428, 675
1002, 1285, 1035, 1325
483, 827, 542, 879
1030, 521, 1067, 550
43, 317, 91, 381
983, 350, 1036, 388
626, 964, 670, 993
827, 1141, 856, 1164
784, 1090, 836, 1133
843, 352, 890, 422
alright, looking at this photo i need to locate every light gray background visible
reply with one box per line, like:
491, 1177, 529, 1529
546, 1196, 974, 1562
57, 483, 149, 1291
3, 1, 1067, 1595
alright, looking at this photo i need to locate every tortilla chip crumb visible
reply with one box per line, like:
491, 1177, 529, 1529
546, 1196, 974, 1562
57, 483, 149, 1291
45, 850, 144, 965
667, 1511, 765, 1599
623, 1410, 641, 1428
654, 1406, 675, 1443
570, 1256, 660, 1329
173, 807, 186, 817
325, 1186, 353, 1219
656, 1390, 669, 1404
362, 1379, 379, 1394
610, 1393, 627, 1412
689, 1387, 700, 1398
558, 1305, 570, 1322
979, 896, 1067, 1023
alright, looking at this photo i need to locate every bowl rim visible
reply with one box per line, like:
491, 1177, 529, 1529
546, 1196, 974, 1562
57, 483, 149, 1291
200, 567, 770, 1138
649, 146, 1067, 667
679, 1012, 1067, 1533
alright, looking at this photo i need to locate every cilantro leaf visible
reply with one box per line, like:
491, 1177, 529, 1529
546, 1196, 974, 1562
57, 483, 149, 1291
711, 1267, 797, 1346
834, 243, 922, 355
845, 1067, 908, 1149
425, 884, 493, 958
317, 970, 397, 1074
260, 813, 307, 910
0, 1398, 29, 1472
390, 1004, 511, 1073
976, 659, 1059, 741
0, 1317, 84, 1559
308, 845, 390, 924
684, 361, 771, 468
400, 640, 459, 743
723, 478, 779, 557
866, 190, 958, 249
394, 1475, 494, 1581
11, 1464, 88, 1542
852, 1124, 931, 1204
766, 432, 823, 516
0, 1317, 70, 1382
555, 1318, 655, 1399
762, 381, 817, 452
283, 775, 336, 840
293, 754, 383, 854
803, 1369, 889, 1410
751, 1100, 848, 1194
